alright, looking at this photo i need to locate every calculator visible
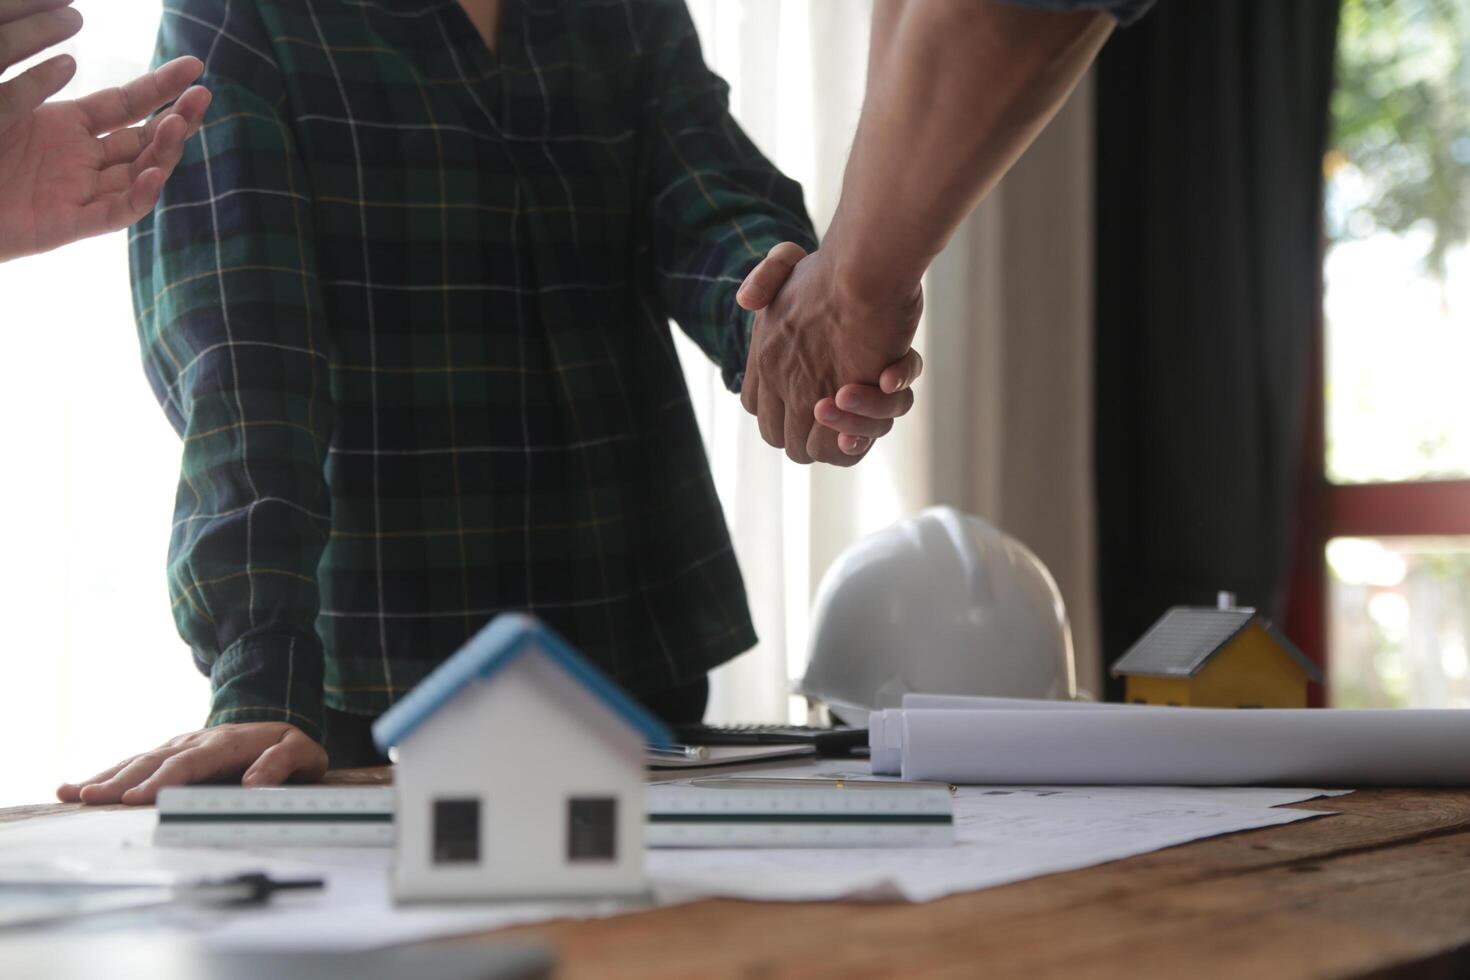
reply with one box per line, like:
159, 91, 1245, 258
673, 723, 869, 757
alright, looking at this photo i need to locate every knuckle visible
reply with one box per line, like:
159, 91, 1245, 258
753, 343, 780, 376
118, 83, 138, 122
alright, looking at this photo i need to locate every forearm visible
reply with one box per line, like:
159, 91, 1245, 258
150, 347, 334, 736
131, 10, 335, 733
148, 311, 336, 734
643, 0, 817, 390
826, 0, 1113, 298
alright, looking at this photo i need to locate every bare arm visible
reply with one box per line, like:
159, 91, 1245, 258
737, 1, 1114, 464
827, 1, 1114, 298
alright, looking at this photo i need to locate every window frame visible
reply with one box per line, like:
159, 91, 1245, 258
1284, 312, 1470, 705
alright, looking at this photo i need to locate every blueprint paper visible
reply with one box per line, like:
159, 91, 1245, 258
645, 764, 1342, 903
0, 767, 1341, 950
0, 810, 638, 951
891, 707, 1470, 785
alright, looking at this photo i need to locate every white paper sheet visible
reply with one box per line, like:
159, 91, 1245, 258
646, 763, 1341, 903
883, 707, 1470, 785
0, 767, 1342, 950
0, 810, 638, 950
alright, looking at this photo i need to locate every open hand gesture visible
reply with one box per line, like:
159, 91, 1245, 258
0, 0, 211, 262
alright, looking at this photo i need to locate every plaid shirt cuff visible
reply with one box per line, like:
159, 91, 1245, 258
722, 293, 758, 394
720, 250, 787, 394
206, 634, 325, 742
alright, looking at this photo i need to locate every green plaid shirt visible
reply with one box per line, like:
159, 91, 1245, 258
129, 0, 815, 741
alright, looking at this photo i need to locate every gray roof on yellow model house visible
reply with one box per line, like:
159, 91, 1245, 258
1109, 606, 1323, 682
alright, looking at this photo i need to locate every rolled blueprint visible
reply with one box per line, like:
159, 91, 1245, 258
871, 707, 1470, 785
901, 694, 1135, 712
869, 695, 1135, 775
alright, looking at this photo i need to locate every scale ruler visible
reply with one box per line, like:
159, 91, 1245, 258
645, 785, 954, 848
155, 784, 954, 849
155, 787, 395, 848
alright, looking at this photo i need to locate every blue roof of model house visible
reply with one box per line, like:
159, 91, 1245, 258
373, 612, 675, 751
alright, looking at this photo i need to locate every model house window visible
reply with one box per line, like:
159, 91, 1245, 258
567, 797, 617, 862
433, 798, 481, 864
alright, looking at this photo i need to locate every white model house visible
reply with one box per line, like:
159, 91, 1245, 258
372, 612, 674, 902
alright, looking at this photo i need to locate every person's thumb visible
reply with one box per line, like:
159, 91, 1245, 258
736, 241, 807, 311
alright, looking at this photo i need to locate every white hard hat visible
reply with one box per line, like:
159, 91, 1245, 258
798, 506, 1075, 724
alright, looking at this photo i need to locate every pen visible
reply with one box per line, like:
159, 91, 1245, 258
689, 776, 956, 793
647, 743, 710, 761
0, 872, 323, 931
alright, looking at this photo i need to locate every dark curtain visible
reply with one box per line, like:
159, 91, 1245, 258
1094, 0, 1341, 699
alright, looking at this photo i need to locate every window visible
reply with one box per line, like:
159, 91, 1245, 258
566, 797, 617, 862
1287, 0, 1470, 706
432, 798, 480, 864
1328, 537, 1470, 707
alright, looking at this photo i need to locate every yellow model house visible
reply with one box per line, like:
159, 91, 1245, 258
1110, 593, 1322, 708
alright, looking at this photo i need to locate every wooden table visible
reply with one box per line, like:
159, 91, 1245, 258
8, 779, 1470, 979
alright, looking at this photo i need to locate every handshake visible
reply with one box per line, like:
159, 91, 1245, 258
736, 242, 924, 467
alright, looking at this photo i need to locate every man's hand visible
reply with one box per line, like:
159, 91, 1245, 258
737, 242, 923, 465
813, 360, 923, 457
56, 723, 328, 806
0, 0, 212, 262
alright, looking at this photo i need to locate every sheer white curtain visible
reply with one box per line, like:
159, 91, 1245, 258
0, 0, 203, 807
679, 2, 938, 723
